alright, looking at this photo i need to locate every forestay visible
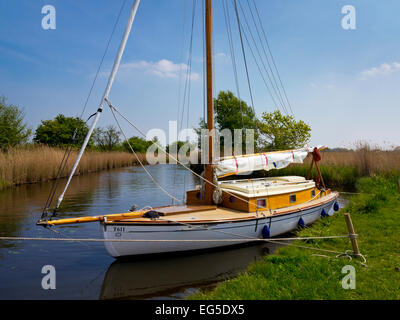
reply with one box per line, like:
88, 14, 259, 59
215, 148, 315, 178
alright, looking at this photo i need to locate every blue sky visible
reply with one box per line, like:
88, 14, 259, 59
0, 0, 399, 149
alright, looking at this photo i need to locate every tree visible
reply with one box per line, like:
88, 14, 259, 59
0, 96, 31, 150
258, 110, 311, 151
214, 91, 258, 142
166, 141, 186, 154
93, 126, 121, 151
34, 114, 89, 147
195, 91, 259, 154
166, 140, 196, 157
122, 136, 155, 153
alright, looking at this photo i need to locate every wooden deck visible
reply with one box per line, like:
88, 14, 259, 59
115, 206, 259, 224
107, 192, 339, 224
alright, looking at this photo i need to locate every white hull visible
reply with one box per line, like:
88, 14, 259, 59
102, 196, 338, 258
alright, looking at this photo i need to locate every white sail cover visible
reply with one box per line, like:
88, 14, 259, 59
215, 148, 315, 177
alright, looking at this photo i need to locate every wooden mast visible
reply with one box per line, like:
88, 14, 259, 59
204, 0, 215, 204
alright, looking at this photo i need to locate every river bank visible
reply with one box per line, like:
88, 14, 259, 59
0, 145, 146, 191
189, 175, 400, 300
240, 148, 400, 189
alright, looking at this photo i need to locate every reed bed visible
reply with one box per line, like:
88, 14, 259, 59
1, 144, 399, 191
255, 146, 400, 189
0, 145, 146, 190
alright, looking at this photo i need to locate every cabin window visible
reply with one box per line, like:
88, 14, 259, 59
229, 196, 235, 203
289, 194, 297, 203
311, 190, 316, 198
257, 199, 267, 208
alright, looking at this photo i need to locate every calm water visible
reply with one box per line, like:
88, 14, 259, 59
0, 165, 287, 300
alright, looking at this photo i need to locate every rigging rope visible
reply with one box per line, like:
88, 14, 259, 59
107, 99, 184, 204
80, 0, 128, 120
107, 102, 262, 207
250, 0, 294, 116
105, 100, 329, 211
41, 0, 128, 218
242, 0, 288, 113
237, 17, 282, 113
173, 0, 189, 204
182, 0, 197, 202
237, 0, 288, 114
222, 0, 244, 128
232, 0, 256, 113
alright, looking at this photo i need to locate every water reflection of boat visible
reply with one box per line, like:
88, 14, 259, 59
99, 242, 282, 300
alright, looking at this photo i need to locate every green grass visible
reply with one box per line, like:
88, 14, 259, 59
189, 175, 400, 300
252, 163, 400, 190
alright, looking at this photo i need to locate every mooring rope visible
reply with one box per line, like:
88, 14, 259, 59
0, 235, 350, 243
0, 233, 366, 265
156, 215, 367, 265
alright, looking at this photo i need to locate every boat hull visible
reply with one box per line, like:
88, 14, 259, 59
102, 194, 338, 258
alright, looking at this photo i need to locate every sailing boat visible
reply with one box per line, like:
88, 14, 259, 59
37, 0, 339, 258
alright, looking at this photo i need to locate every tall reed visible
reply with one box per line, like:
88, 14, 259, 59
254, 144, 400, 189
0, 145, 146, 190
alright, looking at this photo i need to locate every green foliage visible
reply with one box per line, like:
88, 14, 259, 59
0, 96, 31, 150
166, 141, 186, 154
214, 91, 257, 130
92, 126, 121, 151
214, 91, 258, 146
34, 114, 89, 147
195, 91, 311, 154
195, 91, 258, 152
165, 140, 196, 155
258, 109, 311, 150
122, 136, 155, 153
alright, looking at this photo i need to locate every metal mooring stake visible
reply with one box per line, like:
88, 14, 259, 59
344, 212, 361, 257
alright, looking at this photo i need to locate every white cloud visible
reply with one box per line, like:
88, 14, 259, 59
121, 59, 199, 80
361, 62, 400, 79
215, 52, 229, 60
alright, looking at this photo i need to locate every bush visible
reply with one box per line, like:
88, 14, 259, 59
92, 126, 121, 151
0, 96, 31, 150
34, 114, 89, 147
122, 136, 155, 153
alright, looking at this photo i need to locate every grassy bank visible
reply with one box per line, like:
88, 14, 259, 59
254, 147, 400, 189
0, 145, 146, 190
189, 175, 400, 300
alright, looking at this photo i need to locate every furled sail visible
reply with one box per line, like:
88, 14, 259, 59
215, 147, 319, 178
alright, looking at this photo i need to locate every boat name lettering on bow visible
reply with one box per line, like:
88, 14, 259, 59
113, 227, 125, 232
